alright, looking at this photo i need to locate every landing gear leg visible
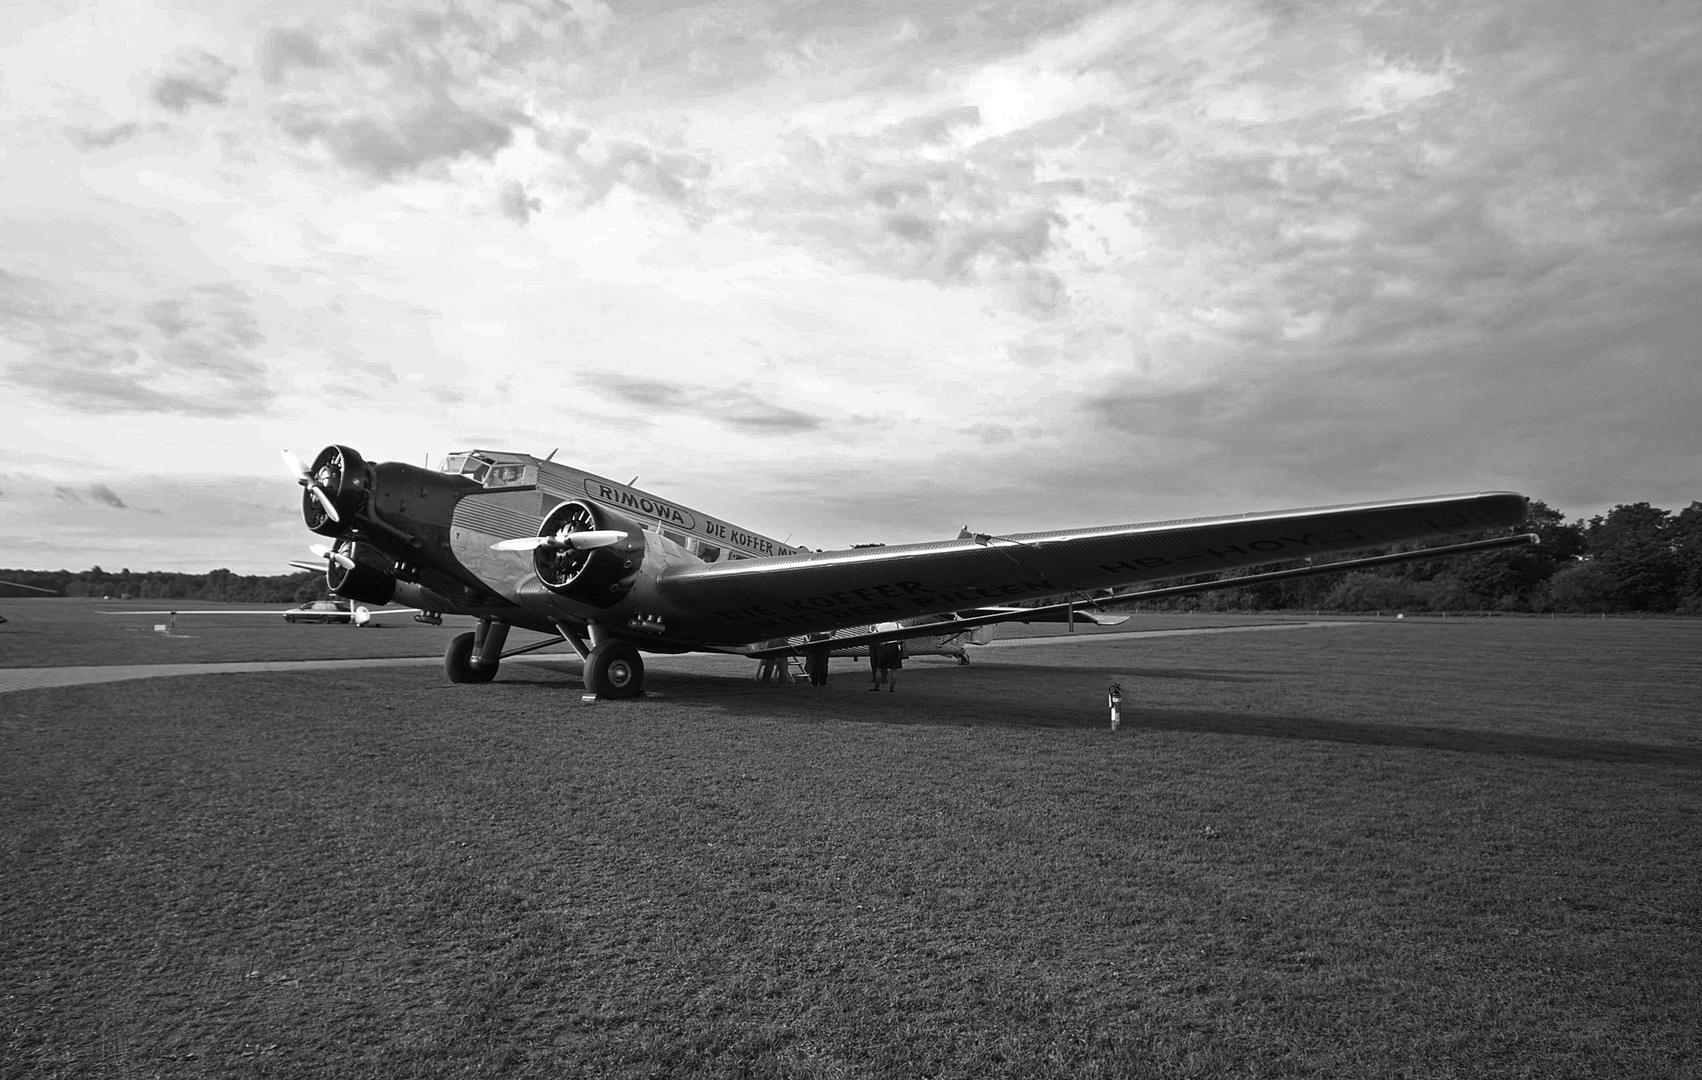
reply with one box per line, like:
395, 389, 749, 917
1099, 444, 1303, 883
474, 619, 509, 674
584, 640, 644, 699
446, 618, 507, 683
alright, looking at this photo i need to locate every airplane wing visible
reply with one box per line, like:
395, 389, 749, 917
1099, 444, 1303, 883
98, 609, 305, 616
739, 529, 1537, 658
1, 579, 60, 595
657, 492, 1529, 646
96, 607, 421, 616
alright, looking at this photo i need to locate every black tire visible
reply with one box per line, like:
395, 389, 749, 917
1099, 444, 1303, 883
445, 631, 497, 684
585, 641, 644, 699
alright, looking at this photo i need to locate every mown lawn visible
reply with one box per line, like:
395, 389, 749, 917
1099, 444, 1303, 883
2, 618, 1698, 1078
0, 598, 477, 668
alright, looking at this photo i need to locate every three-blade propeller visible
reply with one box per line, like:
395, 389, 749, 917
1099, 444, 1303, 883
281, 449, 341, 523
491, 530, 626, 553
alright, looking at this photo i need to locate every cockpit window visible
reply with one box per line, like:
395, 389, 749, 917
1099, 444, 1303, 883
440, 452, 532, 487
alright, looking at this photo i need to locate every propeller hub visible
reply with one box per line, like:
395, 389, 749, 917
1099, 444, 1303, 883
285, 445, 370, 536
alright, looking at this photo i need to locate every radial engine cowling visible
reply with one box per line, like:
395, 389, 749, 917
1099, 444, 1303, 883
303, 444, 373, 537
533, 500, 644, 606
326, 540, 396, 606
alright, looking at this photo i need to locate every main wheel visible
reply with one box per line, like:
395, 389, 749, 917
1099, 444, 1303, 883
445, 631, 497, 684
584, 641, 644, 699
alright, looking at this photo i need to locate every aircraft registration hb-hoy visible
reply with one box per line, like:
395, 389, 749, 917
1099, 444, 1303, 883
278, 444, 1536, 699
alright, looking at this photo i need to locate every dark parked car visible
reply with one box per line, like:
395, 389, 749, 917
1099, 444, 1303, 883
283, 599, 355, 624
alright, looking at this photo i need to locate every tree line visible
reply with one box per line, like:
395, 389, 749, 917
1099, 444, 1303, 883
5, 499, 1700, 614
0, 567, 331, 604
1162, 500, 1702, 615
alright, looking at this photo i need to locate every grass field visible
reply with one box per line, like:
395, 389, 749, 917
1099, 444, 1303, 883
0, 599, 479, 668
0, 597, 1322, 669
2, 615, 1699, 1078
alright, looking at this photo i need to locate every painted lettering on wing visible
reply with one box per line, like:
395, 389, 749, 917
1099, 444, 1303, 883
1094, 530, 1364, 575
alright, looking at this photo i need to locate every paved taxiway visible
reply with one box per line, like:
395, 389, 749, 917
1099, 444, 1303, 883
0, 621, 1363, 695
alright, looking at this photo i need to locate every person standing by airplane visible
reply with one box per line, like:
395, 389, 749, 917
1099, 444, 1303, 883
801, 633, 834, 687
873, 639, 903, 692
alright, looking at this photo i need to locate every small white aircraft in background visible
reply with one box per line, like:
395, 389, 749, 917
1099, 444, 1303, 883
96, 601, 410, 630
278, 444, 1535, 698
97, 548, 421, 629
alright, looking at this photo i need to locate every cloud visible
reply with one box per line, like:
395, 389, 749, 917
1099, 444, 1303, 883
3, 475, 306, 573
48, 483, 158, 513
277, 98, 520, 179
885, 104, 985, 145
497, 177, 541, 224
961, 423, 1016, 445
1074, 235, 1702, 512
260, 8, 541, 179
87, 484, 128, 510
151, 51, 238, 113
257, 26, 332, 84
714, 115, 1077, 313
605, 378, 827, 434
66, 122, 142, 150
546, 136, 712, 209
1, 277, 275, 417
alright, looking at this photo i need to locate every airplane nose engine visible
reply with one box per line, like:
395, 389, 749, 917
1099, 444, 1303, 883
326, 540, 397, 606
533, 500, 644, 606
301, 445, 373, 536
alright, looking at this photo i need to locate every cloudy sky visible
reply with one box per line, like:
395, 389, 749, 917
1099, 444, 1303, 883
2, 0, 1698, 573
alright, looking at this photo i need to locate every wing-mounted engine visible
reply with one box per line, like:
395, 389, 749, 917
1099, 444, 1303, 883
296, 445, 373, 537
325, 539, 397, 606
529, 500, 645, 607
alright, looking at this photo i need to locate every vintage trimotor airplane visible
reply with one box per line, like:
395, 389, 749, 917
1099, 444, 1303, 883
282, 445, 1536, 698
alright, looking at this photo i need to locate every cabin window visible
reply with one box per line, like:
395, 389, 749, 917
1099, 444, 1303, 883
484, 463, 534, 488
696, 542, 722, 562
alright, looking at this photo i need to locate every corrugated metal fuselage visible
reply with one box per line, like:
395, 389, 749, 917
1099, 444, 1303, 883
395, 454, 799, 643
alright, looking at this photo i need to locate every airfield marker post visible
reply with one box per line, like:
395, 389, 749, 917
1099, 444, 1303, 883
1108, 683, 1122, 731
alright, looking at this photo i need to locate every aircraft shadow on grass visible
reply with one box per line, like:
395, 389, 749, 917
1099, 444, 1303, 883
455, 660, 1701, 769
